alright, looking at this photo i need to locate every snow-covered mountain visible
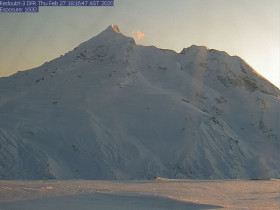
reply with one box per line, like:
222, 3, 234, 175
0, 25, 279, 180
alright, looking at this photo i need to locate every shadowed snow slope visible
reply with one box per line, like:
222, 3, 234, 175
0, 25, 279, 179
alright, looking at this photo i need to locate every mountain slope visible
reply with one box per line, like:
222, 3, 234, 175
0, 25, 279, 179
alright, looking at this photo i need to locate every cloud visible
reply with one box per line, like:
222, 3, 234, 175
131, 30, 145, 40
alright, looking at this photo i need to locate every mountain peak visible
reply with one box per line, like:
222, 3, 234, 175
180, 45, 209, 55
110, 24, 121, 33
75, 24, 132, 51
102, 24, 121, 35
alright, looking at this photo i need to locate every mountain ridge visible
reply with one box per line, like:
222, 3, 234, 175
0, 25, 279, 180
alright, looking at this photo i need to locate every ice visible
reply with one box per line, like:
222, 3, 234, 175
0, 179, 279, 209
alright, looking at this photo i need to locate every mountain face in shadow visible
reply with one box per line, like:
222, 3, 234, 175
0, 25, 279, 180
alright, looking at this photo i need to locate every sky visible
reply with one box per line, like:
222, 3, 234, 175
0, 0, 279, 88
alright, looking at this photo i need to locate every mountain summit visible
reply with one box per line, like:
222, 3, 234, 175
0, 25, 279, 180
110, 24, 121, 33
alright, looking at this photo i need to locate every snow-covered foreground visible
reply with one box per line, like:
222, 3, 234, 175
0, 179, 279, 209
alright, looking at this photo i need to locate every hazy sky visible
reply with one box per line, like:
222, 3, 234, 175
0, 0, 279, 88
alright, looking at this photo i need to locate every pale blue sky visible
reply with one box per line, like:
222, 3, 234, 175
0, 0, 279, 87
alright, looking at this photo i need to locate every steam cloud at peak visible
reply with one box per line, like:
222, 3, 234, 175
131, 30, 145, 40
